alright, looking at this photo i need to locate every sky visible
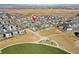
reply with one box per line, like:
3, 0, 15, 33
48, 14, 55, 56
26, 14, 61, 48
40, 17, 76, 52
0, 4, 79, 7
0, 0, 79, 4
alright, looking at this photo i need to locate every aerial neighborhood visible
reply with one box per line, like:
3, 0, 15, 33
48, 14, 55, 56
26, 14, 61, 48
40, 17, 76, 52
0, 13, 25, 39
1, 4, 79, 54
0, 12, 79, 40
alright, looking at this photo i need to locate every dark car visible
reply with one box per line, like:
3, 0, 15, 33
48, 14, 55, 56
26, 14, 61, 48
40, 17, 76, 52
74, 32, 79, 37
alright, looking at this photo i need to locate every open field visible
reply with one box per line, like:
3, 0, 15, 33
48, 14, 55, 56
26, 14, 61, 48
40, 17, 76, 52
1, 43, 69, 54
0, 9, 79, 17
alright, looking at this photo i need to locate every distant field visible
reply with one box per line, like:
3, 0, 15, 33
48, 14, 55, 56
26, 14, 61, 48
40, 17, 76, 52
0, 9, 78, 16
1, 43, 69, 54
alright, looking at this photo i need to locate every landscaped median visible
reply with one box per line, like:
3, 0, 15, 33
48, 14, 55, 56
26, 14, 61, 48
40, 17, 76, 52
1, 43, 69, 54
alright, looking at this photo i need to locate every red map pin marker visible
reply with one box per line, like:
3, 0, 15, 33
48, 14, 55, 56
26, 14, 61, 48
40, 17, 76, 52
32, 15, 37, 22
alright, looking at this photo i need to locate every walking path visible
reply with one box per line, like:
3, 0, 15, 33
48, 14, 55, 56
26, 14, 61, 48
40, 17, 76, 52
26, 29, 59, 47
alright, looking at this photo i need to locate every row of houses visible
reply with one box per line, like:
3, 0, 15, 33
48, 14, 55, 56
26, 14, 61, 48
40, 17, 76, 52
0, 13, 23, 19
0, 24, 17, 33
0, 29, 27, 40
58, 17, 79, 31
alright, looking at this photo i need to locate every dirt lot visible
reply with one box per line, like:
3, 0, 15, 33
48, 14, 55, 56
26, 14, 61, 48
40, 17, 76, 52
37, 27, 79, 53
0, 32, 40, 49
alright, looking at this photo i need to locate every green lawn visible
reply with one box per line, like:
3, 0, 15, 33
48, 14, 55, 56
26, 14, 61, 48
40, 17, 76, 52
1, 43, 69, 54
